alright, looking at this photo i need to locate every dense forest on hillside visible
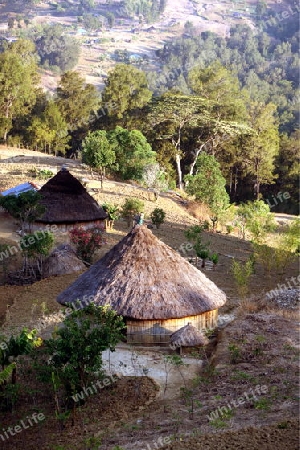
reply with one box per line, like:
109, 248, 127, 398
0, 1, 298, 213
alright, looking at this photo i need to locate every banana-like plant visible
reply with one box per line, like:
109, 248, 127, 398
0, 328, 42, 384
0, 363, 16, 386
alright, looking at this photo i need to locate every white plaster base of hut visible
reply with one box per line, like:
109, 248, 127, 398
102, 344, 204, 399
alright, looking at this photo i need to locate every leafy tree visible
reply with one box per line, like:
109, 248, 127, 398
82, 130, 116, 188
281, 217, 300, 254
148, 21, 298, 135
119, 0, 163, 22
108, 126, 156, 180
142, 163, 168, 190
0, 40, 39, 141
146, 92, 250, 189
188, 62, 248, 121
0, 191, 45, 234
121, 198, 144, 227
20, 231, 54, 278
34, 24, 80, 72
82, 13, 103, 30
105, 12, 115, 28
28, 117, 55, 153
8, 18, 15, 29
43, 101, 69, 155
236, 200, 277, 243
56, 71, 100, 133
101, 64, 152, 122
80, 0, 95, 10
45, 304, 125, 400
150, 208, 166, 229
185, 153, 230, 217
274, 131, 299, 213
28, 99, 69, 155
147, 94, 207, 189
242, 102, 279, 198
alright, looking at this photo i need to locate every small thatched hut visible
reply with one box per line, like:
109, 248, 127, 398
57, 225, 226, 345
42, 244, 86, 278
34, 168, 107, 232
170, 323, 209, 354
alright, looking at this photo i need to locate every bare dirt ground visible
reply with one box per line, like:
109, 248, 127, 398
0, 147, 299, 449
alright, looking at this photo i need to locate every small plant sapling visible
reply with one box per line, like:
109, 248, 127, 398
150, 207, 166, 229
209, 253, 219, 269
231, 257, 254, 299
121, 198, 144, 228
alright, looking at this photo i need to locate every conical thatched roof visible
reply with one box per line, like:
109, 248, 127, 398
43, 244, 86, 278
57, 225, 226, 320
36, 169, 107, 223
170, 323, 209, 347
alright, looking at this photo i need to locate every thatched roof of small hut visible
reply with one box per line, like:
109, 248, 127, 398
170, 323, 209, 347
57, 225, 226, 320
36, 168, 107, 223
43, 244, 86, 278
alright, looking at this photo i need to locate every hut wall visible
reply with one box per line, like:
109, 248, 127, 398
30, 220, 105, 233
126, 310, 218, 345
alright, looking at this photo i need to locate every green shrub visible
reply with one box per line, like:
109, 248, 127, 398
29, 168, 54, 180
150, 208, 166, 229
121, 198, 144, 227
102, 202, 120, 230
231, 257, 254, 299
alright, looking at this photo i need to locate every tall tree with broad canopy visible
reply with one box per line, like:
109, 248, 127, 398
82, 130, 116, 188
146, 93, 208, 189
188, 62, 249, 121
146, 92, 251, 189
101, 64, 152, 122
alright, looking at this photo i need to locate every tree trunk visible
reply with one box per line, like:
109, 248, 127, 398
175, 153, 183, 190
188, 143, 207, 177
229, 168, 233, 194
234, 168, 238, 198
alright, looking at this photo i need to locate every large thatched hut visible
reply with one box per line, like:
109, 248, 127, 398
57, 225, 226, 345
34, 168, 107, 232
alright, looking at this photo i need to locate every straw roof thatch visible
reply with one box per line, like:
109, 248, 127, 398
170, 323, 209, 347
57, 225, 226, 320
43, 244, 86, 278
36, 169, 107, 223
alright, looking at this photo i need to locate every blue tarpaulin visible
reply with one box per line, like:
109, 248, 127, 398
1, 182, 38, 197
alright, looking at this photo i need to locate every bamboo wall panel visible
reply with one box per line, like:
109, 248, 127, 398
127, 310, 218, 344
